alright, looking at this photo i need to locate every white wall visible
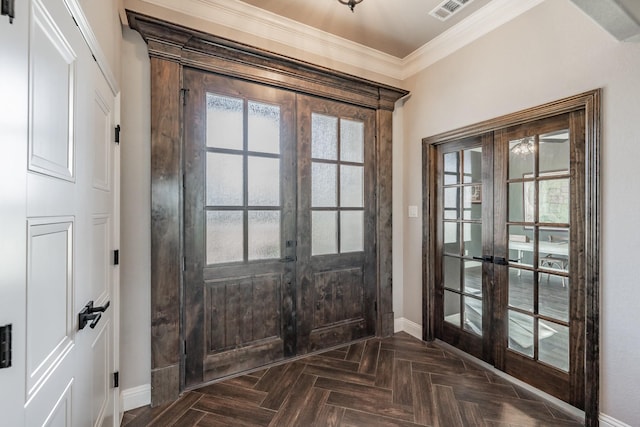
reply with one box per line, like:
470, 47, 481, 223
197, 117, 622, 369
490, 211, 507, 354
118, 0, 640, 423
399, 0, 640, 424
120, 27, 151, 394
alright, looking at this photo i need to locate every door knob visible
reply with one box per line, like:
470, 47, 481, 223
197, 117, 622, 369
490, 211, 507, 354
78, 300, 110, 330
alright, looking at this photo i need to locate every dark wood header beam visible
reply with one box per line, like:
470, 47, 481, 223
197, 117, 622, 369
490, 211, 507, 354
126, 10, 408, 110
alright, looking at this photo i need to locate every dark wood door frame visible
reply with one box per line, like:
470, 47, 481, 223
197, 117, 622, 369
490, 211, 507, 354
422, 90, 600, 427
126, 11, 408, 406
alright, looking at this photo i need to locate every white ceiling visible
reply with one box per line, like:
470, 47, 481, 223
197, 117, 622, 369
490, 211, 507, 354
237, 0, 494, 58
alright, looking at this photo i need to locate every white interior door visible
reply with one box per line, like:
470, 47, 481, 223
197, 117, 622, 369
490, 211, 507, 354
0, 0, 119, 425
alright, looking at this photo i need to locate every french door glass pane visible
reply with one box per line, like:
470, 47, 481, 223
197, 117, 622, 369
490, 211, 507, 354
340, 119, 364, 163
508, 310, 534, 357
311, 113, 338, 160
443, 222, 460, 254
248, 101, 280, 154
539, 275, 569, 322
443, 152, 459, 185
508, 225, 535, 268
248, 211, 280, 260
443, 187, 459, 219
463, 185, 482, 220
463, 297, 482, 336
312, 163, 337, 207
248, 157, 280, 206
538, 320, 569, 372
312, 211, 337, 255
508, 182, 528, 223
206, 153, 243, 206
509, 136, 535, 179
463, 260, 482, 295
443, 256, 460, 291
539, 129, 569, 175
340, 211, 363, 253
206, 211, 243, 264
444, 290, 461, 327
508, 268, 534, 312
463, 223, 482, 258
539, 179, 570, 224
340, 165, 363, 208
463, 148, 482, 183
206, 94, 243, 150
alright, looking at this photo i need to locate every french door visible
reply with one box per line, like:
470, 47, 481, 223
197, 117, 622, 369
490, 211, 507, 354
183, 70, 377, 387
434, 112, 586, 407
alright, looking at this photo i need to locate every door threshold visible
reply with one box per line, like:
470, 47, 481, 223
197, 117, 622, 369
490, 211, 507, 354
434, 338, 585, 423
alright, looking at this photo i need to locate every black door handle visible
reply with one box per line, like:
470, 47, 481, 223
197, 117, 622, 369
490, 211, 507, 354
472, 255, 493, 263
78, 300, 110, 330
279, 256, 297, 263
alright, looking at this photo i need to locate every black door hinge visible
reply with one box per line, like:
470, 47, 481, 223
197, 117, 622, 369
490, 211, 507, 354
113, 249, 119, 266
0, 324, 12, 369
113, 371, 119, 388
115, 125, 121, 144
180, 88, 189, 106
374, 301, 377, 312
1, 0, 15, 24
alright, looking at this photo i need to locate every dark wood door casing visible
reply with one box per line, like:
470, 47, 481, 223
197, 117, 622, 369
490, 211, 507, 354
422, 90, 600, 427
126, 10, 408, 406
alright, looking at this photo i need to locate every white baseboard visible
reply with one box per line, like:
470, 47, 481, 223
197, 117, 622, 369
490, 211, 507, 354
394, 317, 422, 340
121, 384, 151, 412
600, 413, 632, 427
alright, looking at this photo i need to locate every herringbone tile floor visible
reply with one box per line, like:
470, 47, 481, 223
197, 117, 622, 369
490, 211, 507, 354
122, 332, 584, 426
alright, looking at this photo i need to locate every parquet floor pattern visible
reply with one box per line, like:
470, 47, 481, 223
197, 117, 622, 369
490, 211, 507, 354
122, 332, 583, 427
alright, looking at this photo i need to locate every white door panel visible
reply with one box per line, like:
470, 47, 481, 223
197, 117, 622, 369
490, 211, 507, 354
0, 0, 29, 423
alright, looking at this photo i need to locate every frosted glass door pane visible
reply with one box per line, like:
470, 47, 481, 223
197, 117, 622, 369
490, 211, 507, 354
248, 211, 280, 260
340, 211, 363, 253
248, 101, 280, 154
312, 211, 337, 255
206, 94, 243, 150
207, 153, 243, 206
248, 157, 280, 206
340, 165, 363, 208
312, 114, 338, 160
340, 119, 364, 163
312, 163, 337, 207
207, 211, 243, 264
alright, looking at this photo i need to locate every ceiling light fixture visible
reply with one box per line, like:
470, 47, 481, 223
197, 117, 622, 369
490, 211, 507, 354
511, 136, 536, 156
338, 0, 363, 12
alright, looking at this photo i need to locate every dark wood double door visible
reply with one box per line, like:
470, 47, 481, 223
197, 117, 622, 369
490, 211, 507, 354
433, 112, 586, 408
183, 69, 377, 387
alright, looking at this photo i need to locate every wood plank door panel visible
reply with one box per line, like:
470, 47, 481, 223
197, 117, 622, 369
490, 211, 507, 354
183, 69, 297, 386
296, 95, 377, 354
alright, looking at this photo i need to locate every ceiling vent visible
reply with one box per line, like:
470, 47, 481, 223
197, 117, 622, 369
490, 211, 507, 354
429, 0, 474, 21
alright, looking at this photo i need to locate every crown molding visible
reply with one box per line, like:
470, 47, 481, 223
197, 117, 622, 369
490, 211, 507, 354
134, 0, 404, 81
132, 0, 545, 82
401, 0, 545, 79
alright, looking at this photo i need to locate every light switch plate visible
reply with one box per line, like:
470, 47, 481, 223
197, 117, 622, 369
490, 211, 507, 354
408, 205, 418, 218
